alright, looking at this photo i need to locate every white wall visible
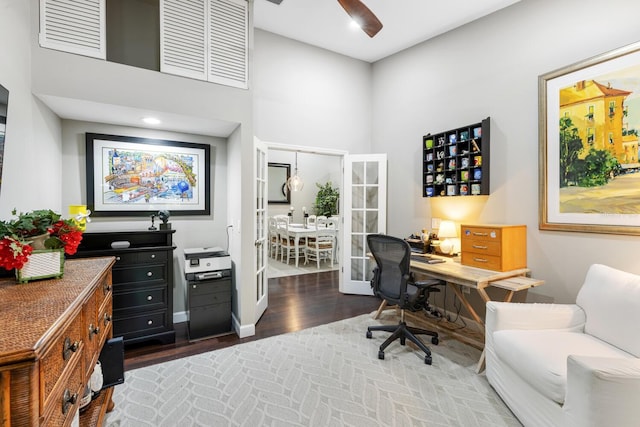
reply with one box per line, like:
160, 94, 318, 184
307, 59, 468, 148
372, 0, 640, 304
0, 0, 62, 216
267, 150, 341, 219
60, 120, 228, 314
253, 29, 372, 154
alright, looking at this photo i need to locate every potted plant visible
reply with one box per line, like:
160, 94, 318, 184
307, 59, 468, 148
313, 182, 339, 217
0, 209, 83, 279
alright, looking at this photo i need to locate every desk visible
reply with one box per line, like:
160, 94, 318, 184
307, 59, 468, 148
404, 254, 543, 372
283, 225, 337, 267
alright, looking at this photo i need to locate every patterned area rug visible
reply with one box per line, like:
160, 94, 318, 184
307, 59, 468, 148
105, 311, 521, 426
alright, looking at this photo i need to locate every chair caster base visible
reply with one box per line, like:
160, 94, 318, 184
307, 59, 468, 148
424, 355, 432, 365
366, 331, 372, 339
378, 350, 385, 360
432, 336, 439, 345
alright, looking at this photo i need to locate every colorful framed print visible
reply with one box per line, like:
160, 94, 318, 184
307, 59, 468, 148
86, 133, 210, 216
539, 41, 640, 235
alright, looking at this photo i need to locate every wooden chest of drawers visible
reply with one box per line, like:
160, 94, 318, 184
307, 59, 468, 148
0, 258, 115, 427
71, 230, 176, 345
460, 224, 527, 272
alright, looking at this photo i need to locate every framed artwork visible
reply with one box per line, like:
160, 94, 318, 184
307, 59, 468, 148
86, 133, 210, 216
539, 41, 640, 235
267, 162, 290, 204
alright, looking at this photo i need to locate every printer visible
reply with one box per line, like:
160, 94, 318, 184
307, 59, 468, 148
184, 247, 231, 280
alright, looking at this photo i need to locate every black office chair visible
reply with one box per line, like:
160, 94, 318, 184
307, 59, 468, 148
366, 234, 443, 365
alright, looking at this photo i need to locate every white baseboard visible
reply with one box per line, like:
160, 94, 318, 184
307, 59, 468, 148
233, 313, 255, 338
173, 311, 188, 324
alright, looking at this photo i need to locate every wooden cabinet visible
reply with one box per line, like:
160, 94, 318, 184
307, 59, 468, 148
71, 230, 176, 345
0, 257, 115, 427
460, 224, 527, 272
423, 117, 490, 197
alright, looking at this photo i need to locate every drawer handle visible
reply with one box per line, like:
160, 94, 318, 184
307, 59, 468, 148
88, 323, 100, 340
147, 295, 153, 301
62, 337, 79, 361
116, 256, 121, 261
103, 313, 112, 326
473, 257, 489, 263
103, 282, 112, 294
472, 232, 488, 237
147, 272, 153, 277
147, 320, 154, 326
62, 389, 77, 415
192, 284, 197, 289
150, 254, 156, 259
472, 245, 488, 250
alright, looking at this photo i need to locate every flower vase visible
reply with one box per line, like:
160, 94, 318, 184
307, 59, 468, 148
28, 233, 50, 250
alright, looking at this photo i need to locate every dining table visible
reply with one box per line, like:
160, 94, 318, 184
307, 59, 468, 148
285, 223, 337, 267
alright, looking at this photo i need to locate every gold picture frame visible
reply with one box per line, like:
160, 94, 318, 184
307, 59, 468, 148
539, 41, 640, 235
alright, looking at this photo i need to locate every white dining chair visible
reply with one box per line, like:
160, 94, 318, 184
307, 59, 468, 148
304, 226, 334, 268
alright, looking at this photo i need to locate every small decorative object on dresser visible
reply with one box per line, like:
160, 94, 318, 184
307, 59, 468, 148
0, 208, 83, 283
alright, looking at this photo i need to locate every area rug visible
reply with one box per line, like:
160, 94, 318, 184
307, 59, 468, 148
104, 311, 520, 426
267, 256, 338, 278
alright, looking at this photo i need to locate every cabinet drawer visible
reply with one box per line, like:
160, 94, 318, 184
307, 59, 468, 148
461, 238, 501, 256
113, 252, 138, 266
138, 251, 167, 263
112, 264, 166, 284
114, 310, 169, 338
461, 253, 502, 271
41, 314, 84, 409
42, 355, 83, 427
462, 226, 502, 241
114, 287, 167, 313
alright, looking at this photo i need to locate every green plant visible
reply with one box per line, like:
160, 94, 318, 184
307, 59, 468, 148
313, 182, 339, 216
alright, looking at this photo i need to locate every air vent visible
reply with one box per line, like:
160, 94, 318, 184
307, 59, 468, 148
209, 0, 248, 89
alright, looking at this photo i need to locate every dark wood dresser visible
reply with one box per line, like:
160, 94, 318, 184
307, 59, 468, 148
71, 230, 176, 345
0, 257, 115, 427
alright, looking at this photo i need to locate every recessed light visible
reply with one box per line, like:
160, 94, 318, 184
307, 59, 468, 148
142, 117, 161, 125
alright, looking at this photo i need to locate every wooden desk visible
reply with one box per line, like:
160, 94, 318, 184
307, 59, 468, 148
405, 254, 544, 372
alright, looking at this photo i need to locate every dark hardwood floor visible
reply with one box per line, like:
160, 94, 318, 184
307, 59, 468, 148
124, 270, 381, 371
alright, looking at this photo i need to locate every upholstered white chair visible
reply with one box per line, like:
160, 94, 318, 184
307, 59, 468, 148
485, 264, 640, 427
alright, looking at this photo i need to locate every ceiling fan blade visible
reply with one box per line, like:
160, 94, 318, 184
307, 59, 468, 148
265, 0, 284, 4
337, 0, 383, 38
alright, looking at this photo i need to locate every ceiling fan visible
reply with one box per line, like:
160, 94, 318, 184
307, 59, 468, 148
264, 0, 383, 38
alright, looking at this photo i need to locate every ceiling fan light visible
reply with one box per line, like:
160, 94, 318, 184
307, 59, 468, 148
337, 0, 383, 38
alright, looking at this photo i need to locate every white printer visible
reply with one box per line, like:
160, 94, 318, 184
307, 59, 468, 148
184, 247, 231, 280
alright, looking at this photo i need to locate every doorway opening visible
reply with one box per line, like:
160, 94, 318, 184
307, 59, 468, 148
266, 145, 345, 280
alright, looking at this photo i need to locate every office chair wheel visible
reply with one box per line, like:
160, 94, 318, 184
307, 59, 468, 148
400, 337, 406, 346
366, 331, 372, 339
424, 355, 432, 365
378, 350, 385, 360
431, 336, 439, 345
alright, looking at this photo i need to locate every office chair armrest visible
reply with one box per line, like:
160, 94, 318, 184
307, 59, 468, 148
412, 278, 444, 292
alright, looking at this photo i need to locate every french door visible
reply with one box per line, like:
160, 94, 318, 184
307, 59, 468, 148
341, 154, 387, 295
254, 137, 268, 322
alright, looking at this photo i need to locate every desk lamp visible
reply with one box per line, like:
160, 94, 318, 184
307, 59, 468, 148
438, 220, 458, 255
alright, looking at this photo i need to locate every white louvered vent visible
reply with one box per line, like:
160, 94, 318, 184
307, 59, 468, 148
209, 0, 248, 89
160, 0, 208, 80
39, 0, 105, 59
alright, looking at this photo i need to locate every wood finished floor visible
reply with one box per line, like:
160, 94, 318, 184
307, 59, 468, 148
124, 270, 381, 371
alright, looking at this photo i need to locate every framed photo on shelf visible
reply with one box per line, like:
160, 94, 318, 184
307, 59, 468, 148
86, 133, 211, 216
539, 41, 640, 235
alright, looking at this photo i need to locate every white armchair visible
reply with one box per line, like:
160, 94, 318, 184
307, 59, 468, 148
485, 264, 640, 427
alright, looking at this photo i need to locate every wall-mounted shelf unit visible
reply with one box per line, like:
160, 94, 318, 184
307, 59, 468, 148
422, 117, 490, 197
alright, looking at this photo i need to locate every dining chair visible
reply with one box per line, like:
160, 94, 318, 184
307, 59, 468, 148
268, 217, 280, 259
278, 219, 303, 264
304, 226, 334, 268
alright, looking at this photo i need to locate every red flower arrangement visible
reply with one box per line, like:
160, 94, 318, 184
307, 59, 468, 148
0, 209, 83, 271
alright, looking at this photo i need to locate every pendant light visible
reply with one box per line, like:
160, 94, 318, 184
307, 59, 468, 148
287, 152, 304, 191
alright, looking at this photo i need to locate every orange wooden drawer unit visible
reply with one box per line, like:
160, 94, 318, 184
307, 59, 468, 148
460, 224, 527, 272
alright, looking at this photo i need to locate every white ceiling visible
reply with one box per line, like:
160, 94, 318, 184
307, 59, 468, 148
41, 0, 520, 136
254, 0, 521, 63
